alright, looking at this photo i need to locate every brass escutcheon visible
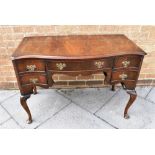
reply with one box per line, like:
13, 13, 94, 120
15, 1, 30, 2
94, 61, 104, 69
119, 73, 128, 80
26, 65, 36, 71
56, 63, 66, 70
122, 60, 130, 68
29, 78, 38, 84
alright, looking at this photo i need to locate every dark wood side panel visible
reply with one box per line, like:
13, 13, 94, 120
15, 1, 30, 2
20, 85, 34, 95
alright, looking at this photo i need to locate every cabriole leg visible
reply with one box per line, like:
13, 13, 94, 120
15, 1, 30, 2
20, 94, 32, 124
124, 90, 137, 119
111, 84, 115, 91
33, 84, 37, 95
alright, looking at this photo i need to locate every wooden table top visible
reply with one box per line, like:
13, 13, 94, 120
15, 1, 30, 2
12, 35, 146, 60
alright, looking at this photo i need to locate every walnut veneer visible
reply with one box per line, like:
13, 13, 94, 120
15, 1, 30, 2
12, 35, 146, 124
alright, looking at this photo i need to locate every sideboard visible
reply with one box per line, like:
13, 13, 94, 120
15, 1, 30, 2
11, 35, 146, 124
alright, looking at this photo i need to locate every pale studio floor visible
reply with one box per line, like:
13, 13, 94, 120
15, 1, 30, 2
0, 86, 155, 129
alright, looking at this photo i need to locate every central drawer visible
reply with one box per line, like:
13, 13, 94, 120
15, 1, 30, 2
47, 58, 113, 71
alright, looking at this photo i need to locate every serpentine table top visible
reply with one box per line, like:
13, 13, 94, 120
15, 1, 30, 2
12, 35, 145, 60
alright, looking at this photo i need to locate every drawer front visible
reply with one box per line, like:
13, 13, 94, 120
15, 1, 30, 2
16, 59, 45, 73
20, 74, 47, 85
112, 70, 138, 82
47, 59, 113, 71
114, 55, 142, 69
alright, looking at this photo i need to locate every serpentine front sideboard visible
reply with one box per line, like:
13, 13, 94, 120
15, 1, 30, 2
11, 35, 146, 124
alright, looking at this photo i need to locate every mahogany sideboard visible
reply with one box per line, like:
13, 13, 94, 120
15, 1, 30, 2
11, 35, 146, 124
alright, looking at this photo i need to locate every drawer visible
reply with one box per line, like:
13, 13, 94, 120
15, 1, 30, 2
47, 58, 113, 71
20, 74, 48, 86
111, 70, 139, 82
114, 55, 142, 69
16, 59, 45, 73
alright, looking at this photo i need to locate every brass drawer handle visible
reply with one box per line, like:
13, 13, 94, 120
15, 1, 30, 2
94, 61, 104, 69
29, 78, 38, 84
26, 65, 36, 71
119, 73, 128, 80
56, 63, 66, 70
122, 60, 130, 68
